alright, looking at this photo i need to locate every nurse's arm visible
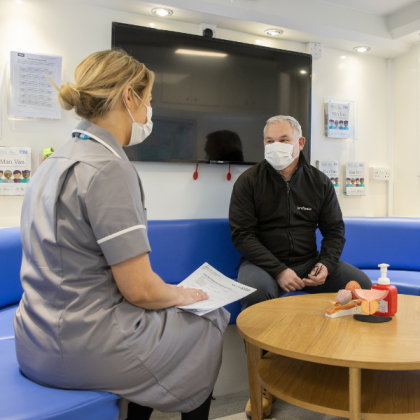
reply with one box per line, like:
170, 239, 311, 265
111, 253, 208, 310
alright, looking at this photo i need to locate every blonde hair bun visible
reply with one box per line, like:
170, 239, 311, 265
57, 83, 81, 111
51, 49, 154, 120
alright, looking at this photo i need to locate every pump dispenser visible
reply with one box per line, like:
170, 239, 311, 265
371, 263, 398, 316
378, 264, 390, 285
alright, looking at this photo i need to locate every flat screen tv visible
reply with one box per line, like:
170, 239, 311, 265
112, 23, 312, 165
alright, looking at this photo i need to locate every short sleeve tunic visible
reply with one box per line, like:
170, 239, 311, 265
14, 121, 229, 412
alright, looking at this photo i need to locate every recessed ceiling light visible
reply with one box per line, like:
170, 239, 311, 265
353, 46, 370, 53
256, 40, 262, 44
149, 23, 155, 27
264, 28, 283, 37
341, 56, 346, 59
300, 70, 307, 74
151, 8, 173, 17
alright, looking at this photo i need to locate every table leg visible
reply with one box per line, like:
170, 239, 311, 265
246, 341, 263, 420
349, 367, 361, 420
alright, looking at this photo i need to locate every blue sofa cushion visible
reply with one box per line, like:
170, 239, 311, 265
148, 219, 241, 284
362, 269, 420, 296
317, 217, 420, 271
0, 339, 120, 420
0, 304, 17, 340
0, 227, 23, 307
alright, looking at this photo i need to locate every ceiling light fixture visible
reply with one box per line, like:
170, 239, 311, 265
256, 40, 262, 44
341, 56, 346, 59
353, 46, 370, 53
175, 49, 227, 57
300, 70, 307, 74
264, 28, 283, 37
151, 8, 173, 17
150, 23, 155, 27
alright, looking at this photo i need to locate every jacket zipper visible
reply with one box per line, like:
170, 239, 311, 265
286, 181, 294, 257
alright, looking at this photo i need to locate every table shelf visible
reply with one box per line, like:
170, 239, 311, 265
259, 353, 420, 419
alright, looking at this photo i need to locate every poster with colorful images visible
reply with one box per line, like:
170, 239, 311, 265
316, 160, 340, 196
324, 102, 351, 139
344, 162, 365, 196
0, 147, 31, 195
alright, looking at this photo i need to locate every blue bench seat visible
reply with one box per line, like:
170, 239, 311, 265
0, 339, 120, 420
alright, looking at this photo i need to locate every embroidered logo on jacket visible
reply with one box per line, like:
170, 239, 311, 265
297, 206, 312, 211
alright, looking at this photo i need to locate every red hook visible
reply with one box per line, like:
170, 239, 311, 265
227, 164, 231, 181
193, 163, 199, 180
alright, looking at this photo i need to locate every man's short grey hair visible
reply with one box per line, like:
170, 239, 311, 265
263, 116, 302, 139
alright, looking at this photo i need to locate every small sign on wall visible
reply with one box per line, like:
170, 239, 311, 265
344, 162, 365, 196
0, 147, 31, 195
323, 98, 357, 140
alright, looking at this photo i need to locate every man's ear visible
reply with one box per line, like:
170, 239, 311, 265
298, 137, 306, 151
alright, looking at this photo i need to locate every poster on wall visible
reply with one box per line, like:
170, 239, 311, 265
316, 160, 340, 195
0, 147, 31, 195
9, 51, 62, 119
324, 101, 351, 139
344, 162, 365, 196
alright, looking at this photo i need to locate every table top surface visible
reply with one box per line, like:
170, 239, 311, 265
236, 293, 420, 370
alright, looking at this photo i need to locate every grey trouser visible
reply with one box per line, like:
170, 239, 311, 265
238, 256, 372, 311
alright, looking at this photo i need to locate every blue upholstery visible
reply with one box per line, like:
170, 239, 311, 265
0, 227, 23, 307
0, 304, 17, 340
317, 217, 420, 270
0, 339, 120, 420
148, 219, 241, 284
362, 269, 420, 296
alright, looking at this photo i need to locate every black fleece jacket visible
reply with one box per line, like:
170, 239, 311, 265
229, 154, 345, 278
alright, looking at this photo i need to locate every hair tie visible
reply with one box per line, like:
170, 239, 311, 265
71, 86, 81, 97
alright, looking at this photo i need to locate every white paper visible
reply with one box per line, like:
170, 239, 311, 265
177, 263, 256, 316
10, 51, 62, 119
0, 147, 31, 195
316, 160, 340, 196
344, 162, 366, 196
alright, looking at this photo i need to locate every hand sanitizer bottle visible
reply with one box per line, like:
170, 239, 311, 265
371, 264, 398, 316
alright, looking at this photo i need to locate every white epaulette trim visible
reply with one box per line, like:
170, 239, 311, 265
97, 225, 146, 244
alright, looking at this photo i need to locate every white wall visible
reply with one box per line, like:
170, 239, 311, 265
393, 43, 420, 217
311, 48, 389, 217
0, 0, 390, 227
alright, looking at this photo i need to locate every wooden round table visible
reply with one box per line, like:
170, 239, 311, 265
237, 293, 420, 420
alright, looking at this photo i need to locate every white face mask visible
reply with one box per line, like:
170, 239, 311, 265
123, 92, 153, 147
264, 140, 299, 171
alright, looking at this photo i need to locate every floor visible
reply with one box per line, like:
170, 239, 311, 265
150, 390, 346, 420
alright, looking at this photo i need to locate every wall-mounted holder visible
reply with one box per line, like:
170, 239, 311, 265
323, 97, 358, 140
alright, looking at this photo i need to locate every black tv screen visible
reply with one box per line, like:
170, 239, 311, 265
112, 23, 312, 165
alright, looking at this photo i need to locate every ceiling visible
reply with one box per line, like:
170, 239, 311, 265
319, 0, 420, 16
53, 0, 420, 58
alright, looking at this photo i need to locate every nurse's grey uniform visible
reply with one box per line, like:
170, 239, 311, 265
14, 121, 229, 412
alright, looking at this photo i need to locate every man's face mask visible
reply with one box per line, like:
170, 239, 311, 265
264, 139, 299, 171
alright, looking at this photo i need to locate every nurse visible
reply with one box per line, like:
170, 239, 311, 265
14, 49, 229, 420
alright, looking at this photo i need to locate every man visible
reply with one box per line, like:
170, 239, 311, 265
229, 115, 371, 418
3, 170, 13, 183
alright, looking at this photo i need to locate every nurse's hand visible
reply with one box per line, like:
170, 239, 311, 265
112, 253, 209, 310
175, 285, 209, 306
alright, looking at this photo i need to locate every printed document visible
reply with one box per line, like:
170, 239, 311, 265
10, 51, 62, 119
177, 263, 256, 316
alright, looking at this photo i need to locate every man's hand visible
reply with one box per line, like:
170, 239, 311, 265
276, 268, 305, 293
303, 263, 329, 287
